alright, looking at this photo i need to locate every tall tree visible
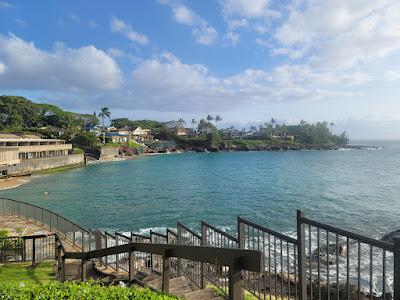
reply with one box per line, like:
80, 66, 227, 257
177, 118, 186, 128
206, 114, 214, 123
215, 115, 222, 128
191, 118, 197, 131
98, 107, 111, 144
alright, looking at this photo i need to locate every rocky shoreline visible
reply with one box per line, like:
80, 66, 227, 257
148, 144, 379, 153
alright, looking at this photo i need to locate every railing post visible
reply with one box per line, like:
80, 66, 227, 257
237, 217, 245, 249
115, 233, 119, 273
150, 230, 154, 273
22, 238, 26, 261
297, 210, 307, 300
177, 224, 182, 277
61, 256, 66, 282
228, 260, 242, 300
394, 237, 400, 300
105, 235, 108, 266
129, 247, 135, 283
200, 222, 206, 289
2, 198, 5, 214
81, 259, 87, 282
32, 237, 36, 266
162, 251, 170, 293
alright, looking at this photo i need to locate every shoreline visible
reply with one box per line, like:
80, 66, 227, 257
0, 145, 379, 191
0, 176, 32, 191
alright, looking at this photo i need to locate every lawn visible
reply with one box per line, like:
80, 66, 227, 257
0, 261, 56, 283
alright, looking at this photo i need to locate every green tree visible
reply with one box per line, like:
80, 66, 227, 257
98, 107, 111, 144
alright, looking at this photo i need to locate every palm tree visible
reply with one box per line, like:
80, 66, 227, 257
177, 118, 186, 128
330, 122, 335, 134
191, 118, 197, 131
98, 107, 111, 144
206, 114, 214, 123
215, 115, 222, 128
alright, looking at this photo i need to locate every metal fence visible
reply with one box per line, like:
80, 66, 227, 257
1, 197, 90, 251
202, 220, 239, 296
150, 230, 167, 274
4, 197, 400, 300
0, 234, 55, 263
177, 221, 203, 288
131, 232, 152, 275
298, 211, 395, 300
238, 216, 299, 299
167, 228, 179, 277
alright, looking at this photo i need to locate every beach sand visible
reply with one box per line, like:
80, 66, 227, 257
0, 176, 31, 191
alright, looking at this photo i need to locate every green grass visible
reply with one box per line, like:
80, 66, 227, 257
0, 261, 56, 283
0, 280, 179, 299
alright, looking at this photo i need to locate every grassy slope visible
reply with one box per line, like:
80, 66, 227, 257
0, 261, 56, 283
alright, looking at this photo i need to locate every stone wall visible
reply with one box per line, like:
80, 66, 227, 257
9, 154, 84, 174
100, 147, 119, 158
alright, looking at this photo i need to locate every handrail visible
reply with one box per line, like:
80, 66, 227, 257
300, 216, 394, 251
177, 221, 201, 240
56, 236, 263, 272
150, 230, 167, 239
2, 197, 89, 235
166, 228, 177, 237
202, 220, 238, 242
131, 232, 151, 240
238, 216, 298, 244
115, 232, 131, 240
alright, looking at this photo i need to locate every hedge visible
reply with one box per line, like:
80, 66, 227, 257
0, 281, 179, 300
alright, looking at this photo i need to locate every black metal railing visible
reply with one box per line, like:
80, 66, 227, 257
1, 197, 90, 251
238, 216, 299, 299
202, 220, 239, 296
4, 197, 400, 300
55, 233, 263, 300
177, 221, 203, 288
0, 234, 55, 263
298, 211, 396, 300
150, 230, 167, 274
167, 228, 179, 277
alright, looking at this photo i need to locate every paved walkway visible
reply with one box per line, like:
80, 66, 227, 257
1, 213, 84, 280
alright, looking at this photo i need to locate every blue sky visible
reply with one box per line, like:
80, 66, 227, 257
1, 0, 400, 139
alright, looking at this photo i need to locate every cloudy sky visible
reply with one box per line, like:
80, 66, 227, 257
1, 0, 400, 139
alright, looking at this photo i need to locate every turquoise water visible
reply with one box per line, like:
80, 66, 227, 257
1, 140, 400, 239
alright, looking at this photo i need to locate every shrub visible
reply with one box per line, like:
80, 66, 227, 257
0, 281, 178, 300
72, 148, 84, 154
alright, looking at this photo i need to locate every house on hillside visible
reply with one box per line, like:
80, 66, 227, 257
271, 131, 295, 141
131, 127, 153, 142
106, 132, 129, 143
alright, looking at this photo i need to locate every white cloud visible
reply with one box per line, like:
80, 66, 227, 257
0, 61, 5, 74
161, 3, 218, 45
274, 1, 400, 68
226, 31, 239, 45
0, 1, 12, 8
110, 16, 149, 45
107, 48, 126, 58
127, 52, 370, 112
69, 13, 80, 23
384, 70, 400, 82
221, 0, 271, 18
0, 34, 122, 92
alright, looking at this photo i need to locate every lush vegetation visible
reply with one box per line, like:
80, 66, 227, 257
0, 96, 98, 137
0, 261, 55, 283
0, 229, 23, 251
111, 118, 172, 139
0, 281, 178, 299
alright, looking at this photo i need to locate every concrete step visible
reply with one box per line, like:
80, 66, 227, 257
183, 288, 223, 300
143, 275, 222, 299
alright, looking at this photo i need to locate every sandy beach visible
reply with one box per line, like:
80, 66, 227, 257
0, 176, 31, 191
